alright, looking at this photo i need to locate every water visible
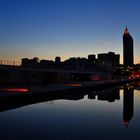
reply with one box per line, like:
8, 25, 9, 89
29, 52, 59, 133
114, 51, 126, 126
0, 83, 140, 140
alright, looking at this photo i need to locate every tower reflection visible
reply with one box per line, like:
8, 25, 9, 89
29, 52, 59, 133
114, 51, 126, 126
123, 86, 134, 128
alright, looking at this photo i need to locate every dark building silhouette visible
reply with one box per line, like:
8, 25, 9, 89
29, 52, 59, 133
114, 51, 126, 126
22, 57, 40, 67
64, 57, 87, 70
123, 27, 134, 67
97, 52, 120, 72
55, 56, 61, 64
21, 51, 120, 73
98, 52, 120, 66
123, 87, 134, 128
88, 54, 96, 64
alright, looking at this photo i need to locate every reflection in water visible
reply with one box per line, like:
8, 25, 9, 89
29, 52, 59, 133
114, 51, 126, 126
0, 86, 121, 112
64, 83, 82, 87
96, 88, 120, 102
0, 87, 122, 112
123, 87, 134, 128
0, 88, 29, 92
0, 83, 137, 128
0, 83, 140, 140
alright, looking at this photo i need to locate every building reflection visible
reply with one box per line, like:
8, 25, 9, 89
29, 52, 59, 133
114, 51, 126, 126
96, 88, 120, 102
88, 93, 96, 99
0, 84, 136, 129
0, 87, 120, 112
123, 87, 134, 128
0, 91, 85, 112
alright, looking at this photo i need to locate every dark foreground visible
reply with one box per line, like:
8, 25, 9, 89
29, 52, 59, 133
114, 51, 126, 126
0, 82, 140, 140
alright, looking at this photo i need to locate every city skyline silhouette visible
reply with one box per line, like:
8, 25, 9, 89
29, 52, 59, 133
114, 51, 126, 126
1, 0, 140, 64
0, 1, 140, 140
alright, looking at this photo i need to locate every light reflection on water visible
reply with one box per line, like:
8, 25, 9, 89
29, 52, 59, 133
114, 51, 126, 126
0, 83, 140, 140
0, 88, 29, 92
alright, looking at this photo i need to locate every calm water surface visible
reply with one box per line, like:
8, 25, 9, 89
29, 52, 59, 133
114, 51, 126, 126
0, 84, 140, 140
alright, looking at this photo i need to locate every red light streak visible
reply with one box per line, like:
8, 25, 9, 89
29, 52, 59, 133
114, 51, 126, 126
65, 84, 81, 87
0, 88, 29, 92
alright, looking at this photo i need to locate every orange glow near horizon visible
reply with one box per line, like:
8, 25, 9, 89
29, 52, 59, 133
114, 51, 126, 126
1, 53, 140, 65
0, 88, 29, 92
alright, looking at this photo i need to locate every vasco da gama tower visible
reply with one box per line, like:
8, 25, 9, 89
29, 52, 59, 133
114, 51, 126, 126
123, 27, 134, 67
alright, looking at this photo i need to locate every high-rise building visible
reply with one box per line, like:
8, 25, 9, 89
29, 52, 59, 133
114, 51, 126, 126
123, 27, 134, 66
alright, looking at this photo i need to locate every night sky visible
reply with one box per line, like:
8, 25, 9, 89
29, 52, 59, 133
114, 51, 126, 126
0, 0, 140, 63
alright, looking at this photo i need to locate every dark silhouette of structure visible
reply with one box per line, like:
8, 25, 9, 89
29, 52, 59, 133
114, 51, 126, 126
123, 27, 134, 67
0, 86, 121, 112
97, 52, 120, 72
123, 87, 134, 128
21, 52, 120, 73
97, 88, 120, 102
98, 52, 120, 66
55, 56, 61, 64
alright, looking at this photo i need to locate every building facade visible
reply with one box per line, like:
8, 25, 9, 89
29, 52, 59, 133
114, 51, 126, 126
123, 27, 134, 67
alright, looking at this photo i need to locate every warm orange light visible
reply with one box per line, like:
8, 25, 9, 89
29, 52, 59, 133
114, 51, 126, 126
65, 84, 81, 87
0, 88, 29, 92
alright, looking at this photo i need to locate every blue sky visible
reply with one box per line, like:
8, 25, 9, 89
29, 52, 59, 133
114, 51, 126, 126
0, 0, 140, 63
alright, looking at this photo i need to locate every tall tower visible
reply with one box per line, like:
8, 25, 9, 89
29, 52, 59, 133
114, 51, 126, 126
123, 27, 134, 67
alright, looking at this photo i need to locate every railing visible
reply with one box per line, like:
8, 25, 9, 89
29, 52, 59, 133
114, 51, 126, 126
0, 60, 21, 66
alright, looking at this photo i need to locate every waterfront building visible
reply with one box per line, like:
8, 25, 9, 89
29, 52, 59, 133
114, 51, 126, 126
123, 27, 134, 66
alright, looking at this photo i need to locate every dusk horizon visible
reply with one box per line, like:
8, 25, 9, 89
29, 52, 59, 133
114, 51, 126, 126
1, 0, 140, 64
1, 1, 140, 140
